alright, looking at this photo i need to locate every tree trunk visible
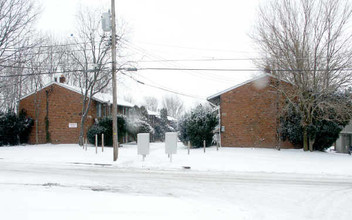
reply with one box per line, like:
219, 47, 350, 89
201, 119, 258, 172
303, 126, 308, 151
309, 137, 314, 152
78, 115, 86, 146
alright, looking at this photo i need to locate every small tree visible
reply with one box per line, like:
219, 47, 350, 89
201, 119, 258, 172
178, 105, 218, 148
152, 108, 175, 141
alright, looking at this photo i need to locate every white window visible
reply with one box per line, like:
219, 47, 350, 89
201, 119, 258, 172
97, 103, 102, 117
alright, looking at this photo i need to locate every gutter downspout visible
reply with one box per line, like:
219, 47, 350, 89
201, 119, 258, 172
219, 100, 222, 147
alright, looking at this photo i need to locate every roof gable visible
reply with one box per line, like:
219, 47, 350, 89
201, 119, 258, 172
207, 73, 289, 102
20, 81, 134, 108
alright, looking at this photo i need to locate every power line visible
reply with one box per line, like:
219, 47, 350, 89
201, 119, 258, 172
0, 63, 109, 71
136, 58, 261, 62
121, 40, 241, 83
2, 64, 352, 78
136, 67, 352, 72
135, 41, 258, 54
120, 71, 205, 100
3, 40, 105, 51
0, 67, 89, 77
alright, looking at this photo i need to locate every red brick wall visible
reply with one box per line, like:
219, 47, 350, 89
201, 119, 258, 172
19, 83, 96, 144
220, 76, 294, 148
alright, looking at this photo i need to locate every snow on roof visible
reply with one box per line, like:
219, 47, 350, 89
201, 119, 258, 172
207, 73, 290, 102
207, 74, 269, 101
147, 109, 159, 116
167, 116, 177, 121
147, 109, 177, 121
92, 92, 134, 108
20, 81, 134, 108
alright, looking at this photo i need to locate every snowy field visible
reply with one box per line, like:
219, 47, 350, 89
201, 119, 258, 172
1, 143, 352, 219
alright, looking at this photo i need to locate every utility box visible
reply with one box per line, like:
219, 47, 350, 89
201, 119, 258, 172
137, 133, 150, 157
165, 132, 178, 155
221, 126, 225, 132
101, 12, 111, 32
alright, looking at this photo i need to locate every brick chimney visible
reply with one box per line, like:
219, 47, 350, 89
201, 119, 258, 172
59, 75, 66, 83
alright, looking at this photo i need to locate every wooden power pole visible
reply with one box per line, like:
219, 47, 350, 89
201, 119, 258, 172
111, 0, 118, 161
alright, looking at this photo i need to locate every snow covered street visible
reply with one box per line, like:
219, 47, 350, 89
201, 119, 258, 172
1, 143, 352, 219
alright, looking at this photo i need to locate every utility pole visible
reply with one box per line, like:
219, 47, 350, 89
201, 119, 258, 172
111, 0, 118, 161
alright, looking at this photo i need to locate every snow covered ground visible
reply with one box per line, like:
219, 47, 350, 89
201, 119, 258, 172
1, 142, 352, 175
1, 143, 352, 219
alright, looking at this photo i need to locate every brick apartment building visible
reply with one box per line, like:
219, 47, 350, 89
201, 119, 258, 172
207, 74, 295, 149
19, 78, 133, 144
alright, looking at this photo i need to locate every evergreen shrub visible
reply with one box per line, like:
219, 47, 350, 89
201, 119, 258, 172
0, 109, 33, 146
178, 105, 218, 148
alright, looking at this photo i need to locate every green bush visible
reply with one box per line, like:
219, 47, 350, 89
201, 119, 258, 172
87, 115, 127, 146
126, 118, 154, 140
0, 109, 33, 146
178, 105, 218, 148
151, 108, 176, 141
280, 99, 351, 151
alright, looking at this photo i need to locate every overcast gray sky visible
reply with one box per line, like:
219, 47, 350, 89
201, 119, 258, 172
36, 0, 262, 108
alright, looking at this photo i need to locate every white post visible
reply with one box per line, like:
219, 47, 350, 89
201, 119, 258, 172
188, 141, 190, 155
102, 133, 104, 152
95, 134, 98, 154
203, 140, 206, 153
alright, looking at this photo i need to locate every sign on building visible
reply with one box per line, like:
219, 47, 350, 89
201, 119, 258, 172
68, 123, 77, 128
137, 133, 150, 160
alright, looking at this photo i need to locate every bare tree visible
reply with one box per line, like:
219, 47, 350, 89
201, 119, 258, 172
144, 96, 158, 111
162, 95, 184, 119
0, 0, 39, 67
0, 0, 40, 111
68, 7, 126, 146
252, 0, 352, 151
123, 94, 134, 104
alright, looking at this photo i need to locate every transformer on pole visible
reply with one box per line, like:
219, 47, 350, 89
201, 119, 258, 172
101, 11, 111, 32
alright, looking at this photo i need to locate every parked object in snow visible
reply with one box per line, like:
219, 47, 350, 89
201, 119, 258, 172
165, 132, 177, 155
137, 133, 150, 160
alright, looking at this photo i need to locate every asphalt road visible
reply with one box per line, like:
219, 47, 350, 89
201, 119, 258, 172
1, 160, 352, 191
1, 160, 352, 219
